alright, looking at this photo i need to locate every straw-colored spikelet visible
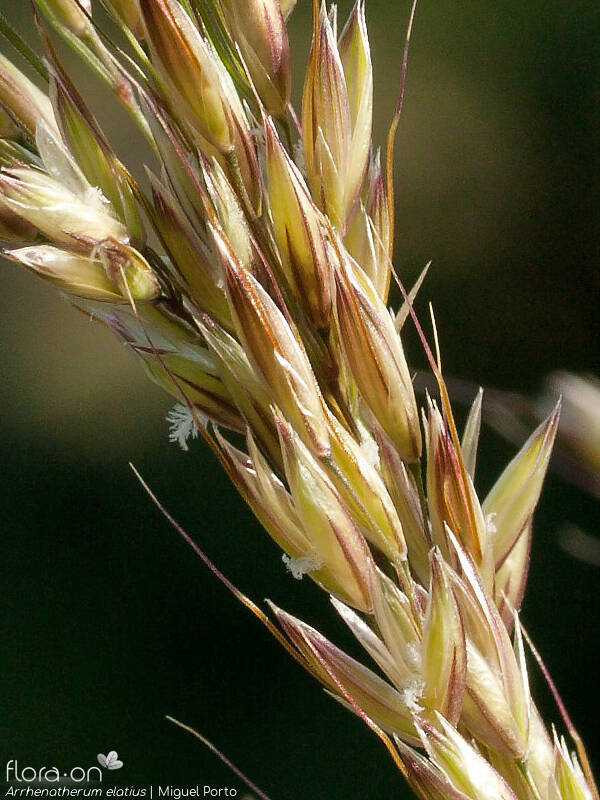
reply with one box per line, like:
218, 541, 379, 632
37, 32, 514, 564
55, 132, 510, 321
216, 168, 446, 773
0, 2, 596, 799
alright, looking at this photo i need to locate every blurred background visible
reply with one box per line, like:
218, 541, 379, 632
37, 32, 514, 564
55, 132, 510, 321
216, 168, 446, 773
1, 0, 599, 797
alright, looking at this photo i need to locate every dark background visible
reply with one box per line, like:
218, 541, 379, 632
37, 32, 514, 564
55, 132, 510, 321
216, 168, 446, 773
1, 0, 599, 797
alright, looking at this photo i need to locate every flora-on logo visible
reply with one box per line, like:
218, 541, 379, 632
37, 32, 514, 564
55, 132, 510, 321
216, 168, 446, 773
6, 760, 103, 783
97, 752, 123, 770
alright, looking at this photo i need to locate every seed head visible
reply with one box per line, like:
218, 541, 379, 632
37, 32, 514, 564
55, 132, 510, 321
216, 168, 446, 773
483, 403, 560, 570
338, 0, 373, 221
220, 0, 291, 118
7, 244, 125, 301
271, 603, 418, 741
277, 415, 374, 611
303, 4, 351, 230
549, 734, 593, 800
265, 117, 332, 330
344, 150, 390, 300
334, 257, 421, 462
421, 550, 466, 724
413, 715, 519, 800
325, 409, 408, 563
302, 1, 372, 231
448, 530, 531, 759
219, 231, 330, 456
0, 166, 126, 248
7, 240, 159, 302
148, 180, 229, 331
0, 4, 591, 800
140, 0, 238, 153
425, 399, 489, 577
375, 430, 431, 583
49, 66, 144, 247
0, 54, 57, 141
